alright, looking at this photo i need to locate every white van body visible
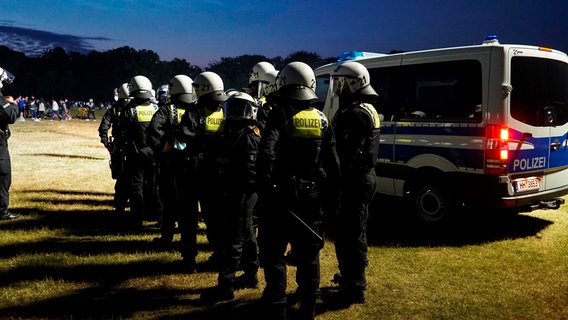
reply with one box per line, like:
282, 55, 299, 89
314, 37, 568, 222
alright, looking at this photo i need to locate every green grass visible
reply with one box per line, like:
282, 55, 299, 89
1, 112, 567, 319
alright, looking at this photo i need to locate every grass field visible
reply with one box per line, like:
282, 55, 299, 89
1, 111, 567, 319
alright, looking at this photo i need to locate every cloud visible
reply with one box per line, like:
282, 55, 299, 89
0, 23, 111, 56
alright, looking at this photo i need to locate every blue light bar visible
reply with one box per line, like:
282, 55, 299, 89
337, 51, 364, 61
483, 35, 499, 43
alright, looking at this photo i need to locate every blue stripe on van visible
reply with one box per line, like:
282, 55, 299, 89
378, 124, 485, 171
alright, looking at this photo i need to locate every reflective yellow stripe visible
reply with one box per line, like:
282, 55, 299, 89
360, 103, 380, 129
290, 108, 327, 138
203, 109, 224, 133
170, 105, 186, 124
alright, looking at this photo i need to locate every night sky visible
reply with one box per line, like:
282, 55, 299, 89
1, 0, 567, 68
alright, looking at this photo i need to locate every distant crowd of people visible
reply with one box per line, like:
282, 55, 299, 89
13, 96, 111, 122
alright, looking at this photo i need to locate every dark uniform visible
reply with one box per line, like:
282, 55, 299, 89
331, 102, 380, 297
120, 98, 160, 228
255, 95, 269, 131
222, 122, 260, 285
98, 98, 129, 213
0, 93, 18, 219
257, 98, 340, 319
147, 102, 200, 268
176, 93, 227, 268
200, 93, 262, 305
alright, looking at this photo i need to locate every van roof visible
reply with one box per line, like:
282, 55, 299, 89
316, 36, 567, 72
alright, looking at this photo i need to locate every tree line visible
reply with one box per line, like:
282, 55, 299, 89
0, 45, 337, 103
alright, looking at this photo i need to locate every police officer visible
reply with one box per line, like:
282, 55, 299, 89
99, 83, 130, 214
176, 71, 228, 269
156, 84, 170, 107
0, 67, 19, 220
248, 61, 276, 131
146, 75, 200, 272
256, 62, 340, 320
200, 92, 261, 305
119, 75, 160, 230
326, 61, 381, 306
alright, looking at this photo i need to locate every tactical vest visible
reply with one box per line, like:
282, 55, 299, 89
132, 104, 158, 123
288, 107, 328, 138
199, 107, 225, 134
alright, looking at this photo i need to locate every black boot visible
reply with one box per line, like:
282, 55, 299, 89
234, 273, 259, 289
323, 286, 365, 309
200, 285, 235, 306
298, 299, 316, 320
264, 303, 286, 320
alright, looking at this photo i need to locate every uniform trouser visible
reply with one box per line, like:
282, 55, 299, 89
158, 161, 198, 259
113, 177, 129, 212
218, 191, 259, 289
126, 156, 159, 222
199, 166, 226, 261
258, 191, 323, 308
334, 170, 376, 290
0, 150, 10, 212
110, 152, 128, 212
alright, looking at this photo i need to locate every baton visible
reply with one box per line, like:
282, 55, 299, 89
287, 209, 323, 244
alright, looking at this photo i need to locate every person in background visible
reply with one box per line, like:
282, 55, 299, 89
0, 67, 20, 220
50, 99, 59, 121
28, 96, 37, 121
37, 99, 46, 120
59, 99, 67, 121
17, 96, 25, 121
86, 99, 96, 121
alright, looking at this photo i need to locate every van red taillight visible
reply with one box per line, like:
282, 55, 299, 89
485, 124, 509, 175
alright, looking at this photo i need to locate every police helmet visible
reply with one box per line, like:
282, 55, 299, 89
118, 82, 130, 100
224, 91, 258, 122
225, 88, 239, 97
169, 75, 196, 104
193, 71, 225, 102
0, 67, 15, 89
332, 61, 377, 96
156, 84, 169, 103
128, 75, 153, 99
249, 61, 276, 84
261, 69, 279, 96
276, 61, 318, 101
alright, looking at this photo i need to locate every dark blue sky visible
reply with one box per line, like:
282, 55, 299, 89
1, 0, 567, 68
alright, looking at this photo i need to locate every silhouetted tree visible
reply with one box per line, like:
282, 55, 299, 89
0, 45, 387, 102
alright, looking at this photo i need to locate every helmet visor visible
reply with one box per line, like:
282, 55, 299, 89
0, 69, 15, 84
224, 99, 257, 121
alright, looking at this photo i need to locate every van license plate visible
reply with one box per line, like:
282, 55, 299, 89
514, 177, 540, 192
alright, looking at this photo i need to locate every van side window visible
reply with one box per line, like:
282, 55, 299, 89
369, 60, 482, 122
511, 57, 568, 127
315, 75, 330, 111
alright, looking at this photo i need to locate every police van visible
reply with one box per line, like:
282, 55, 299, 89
314, 35, 568, 222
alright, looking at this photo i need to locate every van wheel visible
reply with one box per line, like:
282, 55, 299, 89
413, 184, 449, 223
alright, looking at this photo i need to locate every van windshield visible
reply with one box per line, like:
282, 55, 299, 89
510, 57, 568, 126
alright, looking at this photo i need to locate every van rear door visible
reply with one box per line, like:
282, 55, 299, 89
508, 49, 568, 193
